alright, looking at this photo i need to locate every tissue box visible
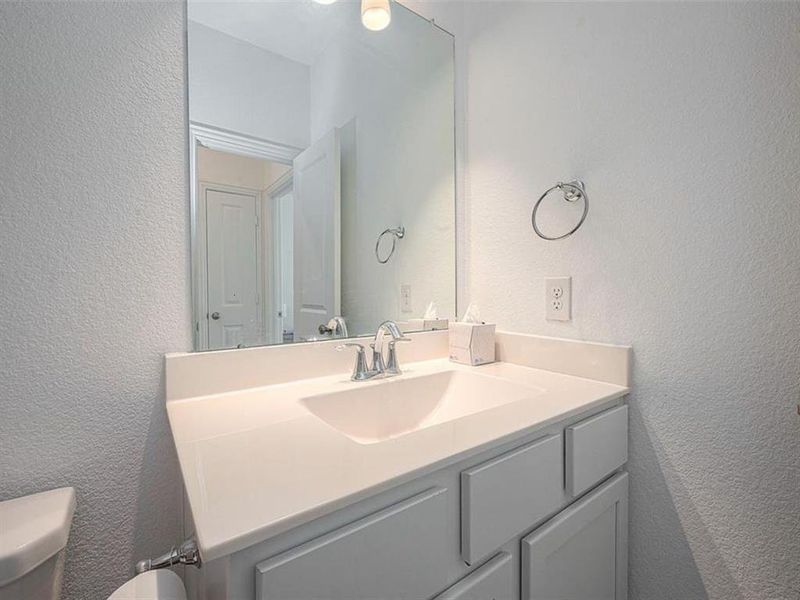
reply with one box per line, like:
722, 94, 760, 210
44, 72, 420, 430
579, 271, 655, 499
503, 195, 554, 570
448, 322, 496, 366
406, 318, 449, 331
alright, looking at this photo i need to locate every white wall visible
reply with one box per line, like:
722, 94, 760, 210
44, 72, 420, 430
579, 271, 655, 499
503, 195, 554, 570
188, 21, 310, 149
455, 2, 800, 598
309, 5, 457, 335
0, 2, 189, 598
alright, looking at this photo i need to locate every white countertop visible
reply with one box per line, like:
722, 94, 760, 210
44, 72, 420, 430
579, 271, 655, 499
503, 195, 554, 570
167, 358, 628, 561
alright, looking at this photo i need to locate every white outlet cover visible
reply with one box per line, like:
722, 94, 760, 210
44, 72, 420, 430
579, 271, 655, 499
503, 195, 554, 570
545, 277, 571, 321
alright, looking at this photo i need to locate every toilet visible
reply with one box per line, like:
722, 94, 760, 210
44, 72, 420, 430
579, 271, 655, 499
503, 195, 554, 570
0, 488, 76, 600
0, 488, 186, 600
106, 570, 186, 600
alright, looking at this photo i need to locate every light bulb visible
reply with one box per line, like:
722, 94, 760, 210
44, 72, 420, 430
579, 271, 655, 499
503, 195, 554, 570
361, 0, 391, 31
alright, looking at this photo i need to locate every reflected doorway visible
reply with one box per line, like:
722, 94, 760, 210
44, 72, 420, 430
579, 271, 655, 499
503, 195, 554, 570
195, 143, 294, 350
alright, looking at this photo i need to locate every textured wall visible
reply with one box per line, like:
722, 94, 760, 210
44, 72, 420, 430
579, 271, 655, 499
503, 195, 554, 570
0, 2, 190, 599
460, 2, 800, 599
2, 2, 799, 600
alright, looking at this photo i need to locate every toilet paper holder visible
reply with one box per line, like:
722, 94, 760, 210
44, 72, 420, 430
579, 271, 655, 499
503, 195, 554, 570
136, 537, 201, 573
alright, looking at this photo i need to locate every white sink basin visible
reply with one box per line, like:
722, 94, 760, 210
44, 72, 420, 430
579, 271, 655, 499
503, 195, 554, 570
300, 370, 544, 445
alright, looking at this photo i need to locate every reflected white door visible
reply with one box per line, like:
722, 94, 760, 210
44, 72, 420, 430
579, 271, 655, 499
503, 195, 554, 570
206, 188, 260, 349
272, 187, 294, 343
292, 128, 341, 341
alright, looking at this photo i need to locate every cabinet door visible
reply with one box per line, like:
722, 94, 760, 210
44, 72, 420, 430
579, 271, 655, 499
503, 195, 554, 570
434, 552, 514, 600
462, 434, 563, 564
256, 487, 449, 600
522, 473, 628, 600
566, 405, 628, 497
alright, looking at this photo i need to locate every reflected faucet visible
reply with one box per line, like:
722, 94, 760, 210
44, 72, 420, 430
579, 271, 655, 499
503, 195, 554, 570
319, 316, 348, 338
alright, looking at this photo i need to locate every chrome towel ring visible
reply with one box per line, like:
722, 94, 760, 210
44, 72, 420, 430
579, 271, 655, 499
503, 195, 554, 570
375, 226, 405, 264
531, 180, 589, 241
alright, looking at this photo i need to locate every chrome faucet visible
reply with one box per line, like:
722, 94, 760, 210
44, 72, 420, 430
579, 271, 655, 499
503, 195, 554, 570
336, 342, 374, 381
336, 320, 410, 381
384, 338, 409, 375
319, 316, 348, 338
371, 320, 410, 376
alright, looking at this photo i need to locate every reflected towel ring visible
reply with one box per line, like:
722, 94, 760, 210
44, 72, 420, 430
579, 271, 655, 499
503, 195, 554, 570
375, 226, 405, 264
531, 180, 589, 241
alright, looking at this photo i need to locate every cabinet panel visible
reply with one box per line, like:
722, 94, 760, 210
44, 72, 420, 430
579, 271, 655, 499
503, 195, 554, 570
255, 487, 449, 600
566, 405, 628, 496
434, 552, 514, 600
461, 434, 563, 564
522, 473, 628, 600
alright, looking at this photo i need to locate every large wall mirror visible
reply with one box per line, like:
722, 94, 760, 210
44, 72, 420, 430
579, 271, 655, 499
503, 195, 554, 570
188, 0, 456, 351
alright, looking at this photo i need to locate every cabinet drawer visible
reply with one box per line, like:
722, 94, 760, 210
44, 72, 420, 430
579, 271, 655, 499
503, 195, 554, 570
461, 434, 563, 564
434, 552, 514, 600
255, 487, 449, 600
566, 405, 628, 496
522, 472, 628, 600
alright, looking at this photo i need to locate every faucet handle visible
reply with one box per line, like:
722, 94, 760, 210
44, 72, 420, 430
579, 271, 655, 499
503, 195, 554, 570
324, 317, 349, 338
369, 342, 386, 376
336, 343, 374, 381
385, 337, 412, 375
336, 342, 364, 351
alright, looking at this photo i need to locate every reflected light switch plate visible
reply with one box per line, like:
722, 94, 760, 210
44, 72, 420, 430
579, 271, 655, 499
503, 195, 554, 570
401, 284, 412, 313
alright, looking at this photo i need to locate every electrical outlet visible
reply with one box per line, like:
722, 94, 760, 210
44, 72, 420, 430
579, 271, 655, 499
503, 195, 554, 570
545, 277, 571, 321
400, 284, 412, 313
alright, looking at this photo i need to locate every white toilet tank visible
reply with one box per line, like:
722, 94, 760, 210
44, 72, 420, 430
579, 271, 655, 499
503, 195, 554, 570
0, 487, 76, 600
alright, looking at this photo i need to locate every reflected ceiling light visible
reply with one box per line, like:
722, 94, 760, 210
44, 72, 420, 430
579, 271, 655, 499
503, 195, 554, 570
313, 0, 337, 4
361, 0, 391, 31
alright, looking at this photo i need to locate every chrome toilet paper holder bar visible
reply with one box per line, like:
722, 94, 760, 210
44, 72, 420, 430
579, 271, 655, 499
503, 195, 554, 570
136, 537, 201, 573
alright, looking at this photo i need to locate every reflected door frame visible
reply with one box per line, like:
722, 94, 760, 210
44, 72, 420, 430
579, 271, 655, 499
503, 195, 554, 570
189, 122, 301, 350
266, 171, 294, 344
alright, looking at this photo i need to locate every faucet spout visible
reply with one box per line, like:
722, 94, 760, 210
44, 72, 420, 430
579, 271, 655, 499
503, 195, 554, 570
371, 321, 410, 377
373, 320, 403, 355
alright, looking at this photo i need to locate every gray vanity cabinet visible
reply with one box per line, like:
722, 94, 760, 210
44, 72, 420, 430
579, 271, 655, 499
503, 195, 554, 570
255, 487, 450, 600
521, 473, 628, 600
196, 400, 628, 600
